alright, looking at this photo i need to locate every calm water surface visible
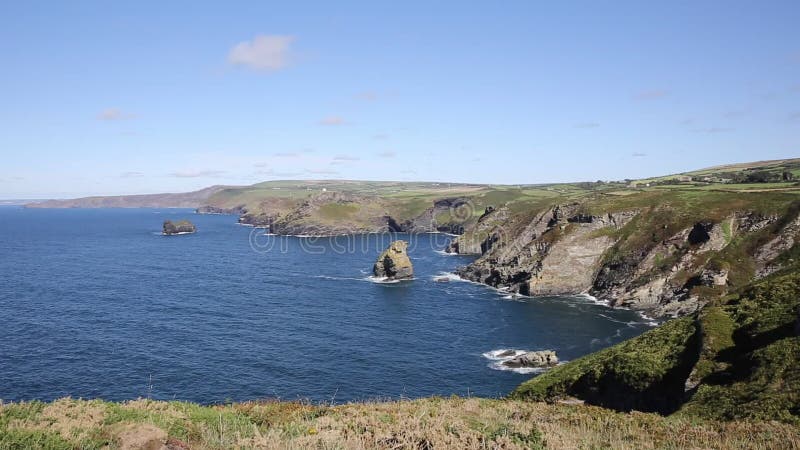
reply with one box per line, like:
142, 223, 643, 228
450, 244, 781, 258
0, 207, 654, 403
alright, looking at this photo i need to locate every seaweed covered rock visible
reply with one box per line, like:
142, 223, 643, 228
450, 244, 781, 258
162, 220, 196, 235
373, 240, 413, 280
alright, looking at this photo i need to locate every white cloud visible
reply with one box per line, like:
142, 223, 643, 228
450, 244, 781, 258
228, 35, 294, 72
98, 108, 136, 121
306, 168, 339, 175
333, 154, 359, 161
169, 170, 227, 178
120, 171, 144, 178
632, 152, 647, 157
319, 116, 347, 126
377, 150, 396, 158
273, 151, 301, 158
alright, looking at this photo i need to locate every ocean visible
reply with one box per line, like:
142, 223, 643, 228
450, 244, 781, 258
0, 206, 654, 403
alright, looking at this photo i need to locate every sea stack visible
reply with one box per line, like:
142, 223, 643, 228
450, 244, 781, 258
162, 220, 197, 236
373, 240, 414, 280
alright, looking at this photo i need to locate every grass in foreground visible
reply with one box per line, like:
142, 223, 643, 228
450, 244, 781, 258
1, 396, 799, 449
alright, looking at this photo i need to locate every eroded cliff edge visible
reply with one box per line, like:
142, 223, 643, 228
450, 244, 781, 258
451, 193, 800, 318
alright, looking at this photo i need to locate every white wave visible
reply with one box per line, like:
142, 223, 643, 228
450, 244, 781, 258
575, 292, 610, 306
365, 276, 406, 284
489, 363, 547, 375
433, 249, 460, 256
162, 231, 195, 236
482, 348, 556, 374
482, 349, 527, 360
431, 272, 463, 282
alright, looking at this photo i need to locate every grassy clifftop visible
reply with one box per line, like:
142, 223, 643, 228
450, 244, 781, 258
2, 397, 799, 449
511, 268, 800, 425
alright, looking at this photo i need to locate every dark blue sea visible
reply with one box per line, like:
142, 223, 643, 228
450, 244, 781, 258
0, 207, 655, 404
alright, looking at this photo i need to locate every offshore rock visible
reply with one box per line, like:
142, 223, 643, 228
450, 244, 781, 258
502, 350, 559, 368
373, 240, 414, 280
162, 220, 196, 235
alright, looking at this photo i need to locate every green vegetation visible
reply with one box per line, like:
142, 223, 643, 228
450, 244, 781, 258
511, 316, 700, 413
2, 397, 798, 449
512, 268, 800, 425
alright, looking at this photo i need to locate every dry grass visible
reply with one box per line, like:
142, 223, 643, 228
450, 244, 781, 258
2, 397, 799, 449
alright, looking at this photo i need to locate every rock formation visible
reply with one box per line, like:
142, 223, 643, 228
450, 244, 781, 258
162, 220, 196, 235
373, 240, 414, 280
502, 350, 559, 368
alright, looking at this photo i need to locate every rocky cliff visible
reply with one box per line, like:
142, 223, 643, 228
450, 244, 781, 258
511, 268, 800, 424
452, 195, 800, 318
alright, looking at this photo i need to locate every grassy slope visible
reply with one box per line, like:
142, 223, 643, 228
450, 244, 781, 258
511, 269, 800, 425
2, 397, 799, 450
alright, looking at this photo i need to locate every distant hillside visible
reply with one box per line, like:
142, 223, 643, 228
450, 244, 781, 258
25, 186, 233, 208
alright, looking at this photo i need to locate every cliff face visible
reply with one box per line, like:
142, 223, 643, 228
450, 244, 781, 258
452, 197, 800, 318
511, 269, 800, 424
455, 204, 636, 297
234, 192, 482, 236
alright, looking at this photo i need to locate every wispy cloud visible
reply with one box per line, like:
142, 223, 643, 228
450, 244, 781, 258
679, 118, 695, 126
632, 152, 647, 157
120, 171, 144, 178
634, 89, 668, 100
789, 112, 800, 121
377, 150, 396, 158
723, 109, 749, 118
169, 170, 227, 178
273, 151, 301, 158
319, 116, 347, 126
574, 122, 600, 129
356, 91, 378, 101
372, 133, 389, 140
692, 127, 734, 134
98, 108, 136, 121
306, 168, 339, 175
333, 154, 359, 161
228, 35, 294, 72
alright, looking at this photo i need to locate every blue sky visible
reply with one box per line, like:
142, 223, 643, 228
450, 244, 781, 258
0, 1, 798, 198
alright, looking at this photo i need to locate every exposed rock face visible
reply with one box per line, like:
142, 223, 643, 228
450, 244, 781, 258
162, 220, 196, 235
399, 197, 472, 234
373, 240, 414, 280
451, 201, 800, 318
455, 204, 636, 296
502, 350, 558, 368
754, 212, 800, 278
196, 205, 244, 215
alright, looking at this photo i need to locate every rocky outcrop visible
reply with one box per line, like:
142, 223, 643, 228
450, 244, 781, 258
502, 350, 559, 368
373, 240, 414, 280
196, 205, 244, 215
455, 204, 636, 296
397, 197, 473, 234
162, 220, 196, 235
451, 200, 800, 318
753, 212, 800, 278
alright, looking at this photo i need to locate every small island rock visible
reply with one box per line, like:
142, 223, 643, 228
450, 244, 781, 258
373, 240, 413, 280
502, 350, 558, 368
163, 220, 197, 236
